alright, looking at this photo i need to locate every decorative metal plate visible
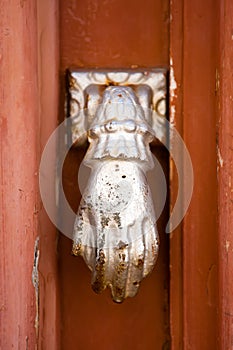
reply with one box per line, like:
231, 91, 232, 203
66, 69, 167, 146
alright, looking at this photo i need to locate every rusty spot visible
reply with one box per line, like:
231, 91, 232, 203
105, 78, 119, 86
116, 261, 127, 274
118, 253, 126, 261
113, 212, 121, 228
137, 258, 144, 269
72, 243, 82, 256
100, 215, 110, 229
92, 278, 105, 294
96, 250, 105, 268
114, 286, 124, 300
69, 74, 77, 89
151, 243, 156, 256
92, 250, 106, 293
118, 241, 128, 250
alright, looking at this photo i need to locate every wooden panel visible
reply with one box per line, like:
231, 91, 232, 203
36, 1, 60, 349
218, 0, 233, 348
0, 1, 60, 348
181, 0, 219, 348
59, 1, 170, 349
60, 0, 169, 70
0, 1, 39, 348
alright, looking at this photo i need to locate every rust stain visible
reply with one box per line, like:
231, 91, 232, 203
92, 249, 106, 294
114, 286, 124, 301
117, 241, 128, 250
100, 215, 110, 229
151, 243, 156, 256
137, 258, 144, 269
116, 261, 127, 275
72, 242, 82, 256
113, 212, 121, 228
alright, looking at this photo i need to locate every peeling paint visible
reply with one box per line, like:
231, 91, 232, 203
32, 237, 40, 341
217, 146, 224, 168
25, 336, 29, 350
170, 105, 176, 125
225, 240, 230, 253
169, 57, 177, 126
215, 69, 220, 93
169, 0, 173, 23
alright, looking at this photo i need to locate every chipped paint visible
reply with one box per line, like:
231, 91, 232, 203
215, 69, 220, 93
169, 57, 177, 126
32, 237, 40, 340
25, 336, 29, 350
225, 240, 230, 253
217, 146, 224, 168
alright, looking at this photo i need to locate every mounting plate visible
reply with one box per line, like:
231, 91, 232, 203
66, 69, 167, 146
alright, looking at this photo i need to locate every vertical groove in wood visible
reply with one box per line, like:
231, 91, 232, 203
36, 1, 60, 349
0, 1, 39, 348
169, 0, 184, 348
218, 0, 233, 348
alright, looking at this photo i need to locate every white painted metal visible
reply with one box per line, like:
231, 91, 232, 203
69, 71, 166, 302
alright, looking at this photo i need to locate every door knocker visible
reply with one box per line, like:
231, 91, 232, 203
67, 70, 167, 302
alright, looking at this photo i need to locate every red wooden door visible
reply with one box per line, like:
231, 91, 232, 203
1, 1, 233, 349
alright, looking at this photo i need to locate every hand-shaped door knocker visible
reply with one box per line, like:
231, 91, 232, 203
72, 86, 160, 303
